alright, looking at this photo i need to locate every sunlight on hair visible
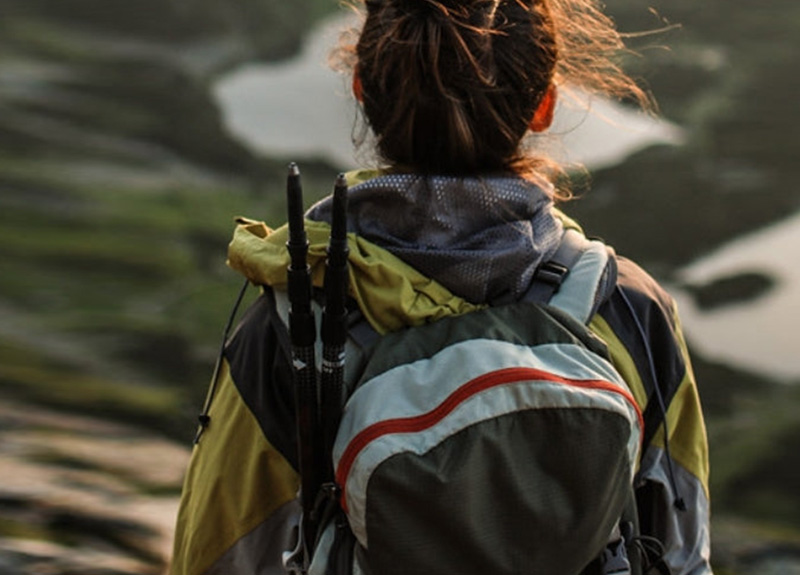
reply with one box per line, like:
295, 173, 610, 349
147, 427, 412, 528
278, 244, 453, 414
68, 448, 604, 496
214, 10, 683, 176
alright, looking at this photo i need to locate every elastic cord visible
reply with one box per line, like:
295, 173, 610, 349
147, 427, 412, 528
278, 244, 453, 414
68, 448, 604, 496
193, 278, 251, 444
617, 286, 687, 511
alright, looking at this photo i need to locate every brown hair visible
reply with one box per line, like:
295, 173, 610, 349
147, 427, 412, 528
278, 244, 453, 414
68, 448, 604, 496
335, 0, 651, 193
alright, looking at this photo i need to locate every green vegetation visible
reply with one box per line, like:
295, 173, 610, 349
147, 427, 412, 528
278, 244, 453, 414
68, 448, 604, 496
0, 0, 339, 439
568, 0, 800, 272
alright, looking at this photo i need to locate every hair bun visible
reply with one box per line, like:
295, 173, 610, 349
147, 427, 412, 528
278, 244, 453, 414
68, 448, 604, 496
388, 0, 501, 25
393, 0, 448, 16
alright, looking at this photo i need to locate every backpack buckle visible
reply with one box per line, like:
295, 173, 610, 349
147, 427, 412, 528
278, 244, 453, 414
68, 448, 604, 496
601, 537, 632, 575
534, 261, 569, 287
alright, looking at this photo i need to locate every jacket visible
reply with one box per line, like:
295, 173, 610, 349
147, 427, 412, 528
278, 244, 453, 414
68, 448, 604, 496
170, 172, 713, 575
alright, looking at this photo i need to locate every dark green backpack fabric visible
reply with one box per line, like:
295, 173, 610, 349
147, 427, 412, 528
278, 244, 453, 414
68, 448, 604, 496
308, 302, 643, 575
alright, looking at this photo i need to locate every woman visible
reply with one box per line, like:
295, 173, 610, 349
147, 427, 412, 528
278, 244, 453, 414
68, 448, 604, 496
170, 1, 713, 574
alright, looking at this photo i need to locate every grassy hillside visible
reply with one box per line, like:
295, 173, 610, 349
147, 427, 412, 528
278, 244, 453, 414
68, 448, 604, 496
0, 0, 340, 440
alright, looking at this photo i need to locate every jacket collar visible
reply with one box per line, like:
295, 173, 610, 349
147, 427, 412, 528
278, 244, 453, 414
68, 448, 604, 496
306, 172, 563, 304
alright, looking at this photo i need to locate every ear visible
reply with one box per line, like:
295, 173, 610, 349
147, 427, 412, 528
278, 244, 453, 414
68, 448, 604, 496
352, 69, 364, 103
529, 84, 557, 133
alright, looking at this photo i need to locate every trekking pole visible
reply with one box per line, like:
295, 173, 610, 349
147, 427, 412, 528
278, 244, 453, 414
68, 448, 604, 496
320, 174, 349, 485
285, 162, 321, 556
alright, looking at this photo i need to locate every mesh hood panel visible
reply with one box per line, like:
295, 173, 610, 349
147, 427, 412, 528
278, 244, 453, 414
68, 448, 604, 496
307, 174, 562, 304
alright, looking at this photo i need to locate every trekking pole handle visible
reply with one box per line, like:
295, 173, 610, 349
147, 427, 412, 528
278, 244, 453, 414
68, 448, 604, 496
321, 174, 350, 348
286, 163, 316, 348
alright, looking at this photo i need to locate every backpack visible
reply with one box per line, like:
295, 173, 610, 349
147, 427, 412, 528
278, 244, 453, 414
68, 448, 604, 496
280, 167, 649, 575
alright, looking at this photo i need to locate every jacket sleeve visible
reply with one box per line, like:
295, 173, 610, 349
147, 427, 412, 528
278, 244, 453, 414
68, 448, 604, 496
589, 256, 713, 575
170, 289, 301, 575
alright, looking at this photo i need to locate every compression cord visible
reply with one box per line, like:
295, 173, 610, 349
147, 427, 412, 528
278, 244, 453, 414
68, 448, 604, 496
617, 286, 687, 511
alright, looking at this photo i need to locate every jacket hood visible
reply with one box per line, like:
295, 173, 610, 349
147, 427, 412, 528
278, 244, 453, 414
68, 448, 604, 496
227, 171, 567, 333
226, 217, 480, 334
306, 172, 563, 304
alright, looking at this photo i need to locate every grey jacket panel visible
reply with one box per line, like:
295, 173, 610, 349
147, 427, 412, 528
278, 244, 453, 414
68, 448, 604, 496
638, 446, 713, 575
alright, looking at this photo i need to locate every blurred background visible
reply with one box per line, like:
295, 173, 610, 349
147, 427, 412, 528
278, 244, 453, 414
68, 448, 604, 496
0, 0, 798, 573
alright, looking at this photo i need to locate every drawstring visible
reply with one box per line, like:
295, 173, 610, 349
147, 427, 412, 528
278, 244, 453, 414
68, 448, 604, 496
193, 278, 251, 444
617, 286, 687, 512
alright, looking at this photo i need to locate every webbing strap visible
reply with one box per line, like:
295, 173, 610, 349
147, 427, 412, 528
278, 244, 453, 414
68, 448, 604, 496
523, 229, 589, 304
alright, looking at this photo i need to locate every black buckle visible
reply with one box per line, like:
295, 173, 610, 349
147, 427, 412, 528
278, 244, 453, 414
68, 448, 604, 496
534, 261, 569, 287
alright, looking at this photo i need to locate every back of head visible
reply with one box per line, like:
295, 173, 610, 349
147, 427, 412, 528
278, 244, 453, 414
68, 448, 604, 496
357, 0, 557, 176
338, 0, 650, 188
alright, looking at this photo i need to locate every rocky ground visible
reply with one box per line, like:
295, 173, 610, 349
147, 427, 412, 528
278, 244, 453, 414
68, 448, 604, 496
1, 398, 799, 574
0, 399, 187, 575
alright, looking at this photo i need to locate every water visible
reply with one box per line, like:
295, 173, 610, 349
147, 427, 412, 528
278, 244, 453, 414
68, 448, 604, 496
212, 13, 684, 171
212, 11, 800, 382
671, 212, 800, 381
212, 15, 357, 168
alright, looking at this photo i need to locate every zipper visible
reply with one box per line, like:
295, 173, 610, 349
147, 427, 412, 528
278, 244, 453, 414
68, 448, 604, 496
336, 366, 643, 512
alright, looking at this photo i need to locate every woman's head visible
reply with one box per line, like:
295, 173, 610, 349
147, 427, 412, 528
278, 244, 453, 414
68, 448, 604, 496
337, 0, 650, 184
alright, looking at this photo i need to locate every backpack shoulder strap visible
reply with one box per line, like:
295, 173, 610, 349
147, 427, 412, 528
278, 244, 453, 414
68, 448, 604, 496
525, 229, 617, 324
343, 229, 619, 351
524, 228, 589, 304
